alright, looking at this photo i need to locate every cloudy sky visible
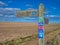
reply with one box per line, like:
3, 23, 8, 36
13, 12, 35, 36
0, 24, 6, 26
0, 0, 60, 16
0, 0, 60, 23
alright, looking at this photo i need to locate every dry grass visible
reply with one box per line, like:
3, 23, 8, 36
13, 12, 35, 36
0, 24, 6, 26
44, 24, 60, 42
0, 22, 60, 45
0, 22, 38, 42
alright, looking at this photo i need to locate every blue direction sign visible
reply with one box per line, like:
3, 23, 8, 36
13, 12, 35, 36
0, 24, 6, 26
39, 17, 44, 22
38, 32, 44, 38
38, 17, 44, 38
38, 26, 44, 30
38, 22, 44, 26
38, 29, 44, 33
38, 29, 44, 38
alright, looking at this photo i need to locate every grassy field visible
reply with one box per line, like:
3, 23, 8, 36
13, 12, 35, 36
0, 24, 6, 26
0, 22, 60, 45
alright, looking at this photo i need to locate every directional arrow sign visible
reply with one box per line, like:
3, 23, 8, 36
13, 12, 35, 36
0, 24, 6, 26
38, 29, 44, 33
38, 26, 44, 30
38, 22, 44, 26
38, 32, 44, 38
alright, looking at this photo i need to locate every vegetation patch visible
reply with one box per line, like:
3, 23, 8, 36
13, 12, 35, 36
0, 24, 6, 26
0, 34, 37, 45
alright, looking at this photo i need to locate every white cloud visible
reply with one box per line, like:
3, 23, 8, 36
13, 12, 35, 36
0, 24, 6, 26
14, 8, 21, 10
4, 8, 21, 11
27, 8, 33, 10
27, 8, 37, 11
0, 14, 3, 16
0, 8, 21, 17
46, 15, 49, 17
45, 7, 57, 14
51, 7, 57, 10
5, 15, 15, 17
46, 15, 57, 17
49, 15, 55, 17
26, 4, 32, 7
8, 1, 13, 3
44, 11, 51, 14
49, 15, 60, 17
0, 1, 7, 6
5, 8, 13, 11
0, 8, 5, 11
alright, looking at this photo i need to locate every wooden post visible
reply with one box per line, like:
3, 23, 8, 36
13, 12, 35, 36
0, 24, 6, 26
38, 3, 44, 45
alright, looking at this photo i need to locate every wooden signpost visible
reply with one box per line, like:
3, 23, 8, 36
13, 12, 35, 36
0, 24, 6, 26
38, 3, 44, 45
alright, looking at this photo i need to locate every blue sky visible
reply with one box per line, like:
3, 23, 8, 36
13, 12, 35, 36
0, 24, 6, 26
0, 0, 60, 15
0, 0, 60, 23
